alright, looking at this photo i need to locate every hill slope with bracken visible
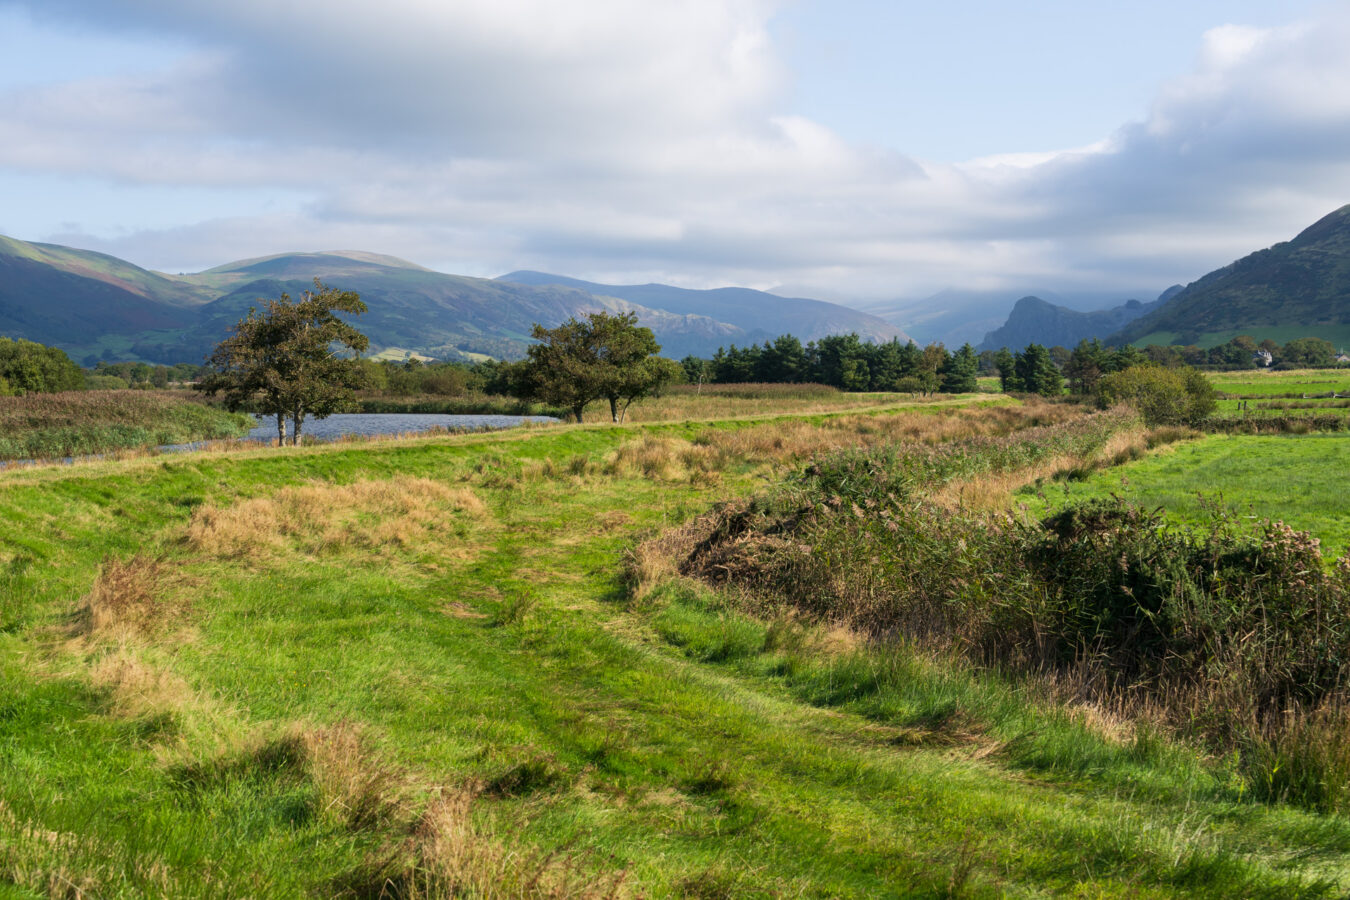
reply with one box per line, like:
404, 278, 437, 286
0, 238, 899, 364
1110, 204, 1350, 346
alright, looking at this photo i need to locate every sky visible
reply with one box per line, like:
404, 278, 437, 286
1, 0, 1348, 313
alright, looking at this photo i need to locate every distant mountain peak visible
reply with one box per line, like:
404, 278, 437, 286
202, 250, 430, 276
979, 292, 1164, 351
497, 271, 909, 345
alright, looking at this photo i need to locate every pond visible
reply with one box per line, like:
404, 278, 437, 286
167, 412, 557, 451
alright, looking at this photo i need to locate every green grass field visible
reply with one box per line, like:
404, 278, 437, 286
1208, 369, 1350, 397
4, 399, 1350, 896
1020, 432, 1350, 557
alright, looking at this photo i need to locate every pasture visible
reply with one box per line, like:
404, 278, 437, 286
3, 396, 1350, 896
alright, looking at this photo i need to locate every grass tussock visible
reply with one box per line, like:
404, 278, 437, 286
172, 722, 627, 899
0, 800, 158, 900
76, 554, 182, 639
186, 477, 488, 559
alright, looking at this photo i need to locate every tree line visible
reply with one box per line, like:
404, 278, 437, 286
679, 334, 981, 394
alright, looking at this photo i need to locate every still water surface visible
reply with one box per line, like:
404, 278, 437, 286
239, 412, 556, 442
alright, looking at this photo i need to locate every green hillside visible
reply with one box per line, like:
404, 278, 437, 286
1113, 204, 1350, 346
0, 238, 893, 365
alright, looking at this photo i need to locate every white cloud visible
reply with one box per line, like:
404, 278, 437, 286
2, 0, 1350, 310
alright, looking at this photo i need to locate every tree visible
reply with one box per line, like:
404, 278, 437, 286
609, 356, 683, 423
1064, 339, 1108, 396
917, 343, 949, 395
521, 311, 673, 422
1014, 344, 1062, 397
0, 338, 84, 394
993, 348, 1019, 392
939, 343, 979, 393
1280, 337, 1335, 368
196, 280, 369, 445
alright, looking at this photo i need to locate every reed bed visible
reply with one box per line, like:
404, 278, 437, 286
0, 390, 253, 460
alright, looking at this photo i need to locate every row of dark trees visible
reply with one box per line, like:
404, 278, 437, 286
680, 334, 981, 395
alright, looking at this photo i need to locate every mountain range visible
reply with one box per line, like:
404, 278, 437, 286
5, 202, 1349, 366
0, 238, 905, 365
970, 203, 1350, 351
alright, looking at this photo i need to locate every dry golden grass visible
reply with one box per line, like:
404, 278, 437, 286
186, 477, 489, 560
692, 400, 1085, 468
223, 722, 632, 899
88, 650, 194, 720
618, 384, 978, 423
0, 800, 131, 900
597, 403, 1090, 498
299, 721, 411, 832
75, 554, 184, 640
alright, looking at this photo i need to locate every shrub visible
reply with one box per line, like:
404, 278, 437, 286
1097, 364, 1216, 426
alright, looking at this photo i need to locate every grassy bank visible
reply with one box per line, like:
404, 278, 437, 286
3, 397, 1350, 896
0, 390, 254, 461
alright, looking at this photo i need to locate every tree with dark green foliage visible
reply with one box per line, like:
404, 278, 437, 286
196, 280, 369, 446
993, 347, 1019, 392
1014, 344, 1063, 397
758, 334, 808, 383
1207, 335, 1259, 369
1064, 339, 1108, 396
1280, 337, 1335, 368
940, 343, 979, 393
0, 338, 84, 394
520, 311, 675, 423
680, 355, 711, 390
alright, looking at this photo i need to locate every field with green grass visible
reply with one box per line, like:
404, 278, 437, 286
1019, 431, 1350, 556
5, 394, 1350, 897
1208, 369, 1350, 398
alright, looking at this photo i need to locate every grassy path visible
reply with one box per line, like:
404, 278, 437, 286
3, 404, 1350, 896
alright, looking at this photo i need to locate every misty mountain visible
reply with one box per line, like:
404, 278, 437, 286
0, 239, 896, 364
497, 271, 908, 347
1110, 204, 1350, 346
859, 286, 1160, 348
978, 289, 1178, 351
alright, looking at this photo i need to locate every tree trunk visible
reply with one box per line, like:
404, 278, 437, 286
292, 408, 304, 446
275, 413, 288, 447
572, 404, 585, 423
609, 396, 619, 423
